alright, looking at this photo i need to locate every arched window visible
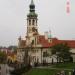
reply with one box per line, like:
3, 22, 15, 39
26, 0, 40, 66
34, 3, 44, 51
43, 51, 48, 57
32, 19, 35, 25
29, 20, 31, 25
36, 20, 37, 25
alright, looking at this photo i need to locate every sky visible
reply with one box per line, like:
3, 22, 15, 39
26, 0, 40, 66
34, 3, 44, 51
0, 0, 75, 47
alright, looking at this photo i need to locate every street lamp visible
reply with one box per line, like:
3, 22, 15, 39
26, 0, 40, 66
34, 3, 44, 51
56, 52, 60, 63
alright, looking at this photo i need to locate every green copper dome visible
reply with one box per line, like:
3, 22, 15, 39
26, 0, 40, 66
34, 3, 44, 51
27, 0, 38, 17
27, 12, 38, 17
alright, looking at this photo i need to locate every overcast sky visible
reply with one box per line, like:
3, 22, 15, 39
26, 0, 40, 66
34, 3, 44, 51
0, 0, 75, 47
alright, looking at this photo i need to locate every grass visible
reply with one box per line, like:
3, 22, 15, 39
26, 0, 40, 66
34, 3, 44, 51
24, 68, 72, 75
52, 62, 75, 69
23, 63, 75, 75
24, 69, 59, 75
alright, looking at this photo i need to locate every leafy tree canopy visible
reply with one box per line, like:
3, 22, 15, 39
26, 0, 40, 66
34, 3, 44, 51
51, 43, 71, 62
0, 51, 7, 63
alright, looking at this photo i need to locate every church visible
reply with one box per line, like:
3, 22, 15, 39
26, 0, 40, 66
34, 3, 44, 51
17, 0, 75, 66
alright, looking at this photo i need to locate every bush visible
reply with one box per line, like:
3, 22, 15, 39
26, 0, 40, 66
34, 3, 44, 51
10, 64, 32, 75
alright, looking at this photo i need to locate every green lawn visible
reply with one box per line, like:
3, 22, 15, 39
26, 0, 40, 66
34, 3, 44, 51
52, 62, 75, 69
23, 68, 72, 75
23, 63, 75, 75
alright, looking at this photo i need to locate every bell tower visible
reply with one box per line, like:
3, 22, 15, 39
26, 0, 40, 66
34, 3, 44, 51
26, 0, 38, 46
27, 0, 38, 37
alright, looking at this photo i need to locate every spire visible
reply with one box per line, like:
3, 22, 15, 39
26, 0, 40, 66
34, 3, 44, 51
31, 0, 34, 5
27, 0, 37, 17
29, 0, 35, 12
48, 30, 52, 39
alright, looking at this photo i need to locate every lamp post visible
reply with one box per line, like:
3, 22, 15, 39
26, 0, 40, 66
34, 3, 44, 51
56, 52, 60, 63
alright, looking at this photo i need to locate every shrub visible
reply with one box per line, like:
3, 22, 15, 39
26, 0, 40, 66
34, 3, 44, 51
10, 64, 32, 75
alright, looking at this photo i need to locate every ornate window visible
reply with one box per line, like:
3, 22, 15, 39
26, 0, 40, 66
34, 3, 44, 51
29, 20, 31, 25
32, 19, 35, 25
36, 20, 37, 25
43, 51, 49, 57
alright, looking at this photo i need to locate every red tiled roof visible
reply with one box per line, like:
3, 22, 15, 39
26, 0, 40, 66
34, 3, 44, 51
60, 40, 75, 48
38, 35, 75, 48
38, 35, 53, 47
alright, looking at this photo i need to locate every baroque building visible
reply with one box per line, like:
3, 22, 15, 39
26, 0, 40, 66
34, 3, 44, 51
17, 0, 75, 66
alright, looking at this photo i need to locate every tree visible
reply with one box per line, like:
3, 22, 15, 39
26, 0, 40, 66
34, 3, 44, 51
0, 51, 7, 63
8, 45, 17, 53
8, 45, 17, 50
51, 43, 71, 62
